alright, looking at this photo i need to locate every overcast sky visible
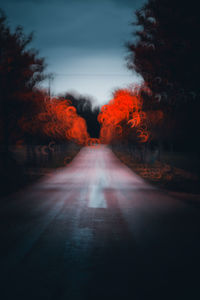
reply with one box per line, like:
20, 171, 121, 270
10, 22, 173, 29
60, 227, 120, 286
1, 0, 145, 105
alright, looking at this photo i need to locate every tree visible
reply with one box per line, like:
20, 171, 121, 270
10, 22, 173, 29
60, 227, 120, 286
126, 0, 200, 151
0, 10, 46, 151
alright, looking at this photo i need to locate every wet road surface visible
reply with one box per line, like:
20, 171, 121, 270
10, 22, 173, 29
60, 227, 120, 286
0, 146, 200, 300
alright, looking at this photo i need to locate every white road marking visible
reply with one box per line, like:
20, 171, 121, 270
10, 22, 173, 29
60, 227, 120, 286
88, 184, 107, 208
87, 150, 108, 208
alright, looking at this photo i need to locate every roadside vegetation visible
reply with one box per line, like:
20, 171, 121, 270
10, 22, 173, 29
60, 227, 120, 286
112, 143, 200, 194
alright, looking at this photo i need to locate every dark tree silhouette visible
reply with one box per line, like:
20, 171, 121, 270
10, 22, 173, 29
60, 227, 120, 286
0, 10, 46, 151
126, 0, 200, 151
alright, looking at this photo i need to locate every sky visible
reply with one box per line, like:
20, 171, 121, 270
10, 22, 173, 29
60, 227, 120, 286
0, 0, 146, 106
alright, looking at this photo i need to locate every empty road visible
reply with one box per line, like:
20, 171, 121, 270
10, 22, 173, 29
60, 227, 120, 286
0, 146, 200, 300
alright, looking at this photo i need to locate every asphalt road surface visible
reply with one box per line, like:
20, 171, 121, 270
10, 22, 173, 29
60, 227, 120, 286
0, 146, 200, 300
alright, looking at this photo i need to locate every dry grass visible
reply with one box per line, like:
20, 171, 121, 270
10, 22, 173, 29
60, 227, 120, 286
113, 148, 200, 194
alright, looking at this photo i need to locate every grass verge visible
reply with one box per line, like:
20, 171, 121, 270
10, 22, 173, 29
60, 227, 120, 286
0, 143, 81, 197
112, 146, 200, 195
